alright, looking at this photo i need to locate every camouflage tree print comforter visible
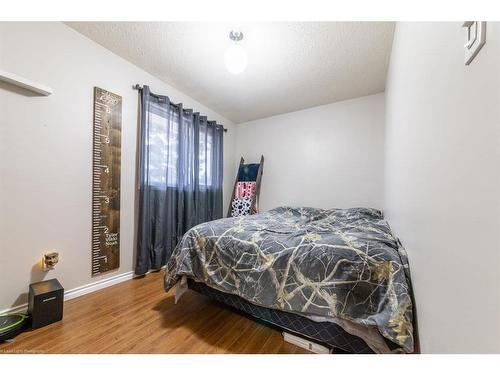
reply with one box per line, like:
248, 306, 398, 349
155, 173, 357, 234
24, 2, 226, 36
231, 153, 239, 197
164, 206, 414, 353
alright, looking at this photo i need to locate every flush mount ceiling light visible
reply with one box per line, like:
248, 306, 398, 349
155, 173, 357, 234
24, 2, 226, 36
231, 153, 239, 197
224, 30, 247, 75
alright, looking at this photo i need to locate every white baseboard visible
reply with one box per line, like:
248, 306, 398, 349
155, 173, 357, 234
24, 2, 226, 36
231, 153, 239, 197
0, 271, 135, 315
65, 271, 135, 301
0, 303, 28, 315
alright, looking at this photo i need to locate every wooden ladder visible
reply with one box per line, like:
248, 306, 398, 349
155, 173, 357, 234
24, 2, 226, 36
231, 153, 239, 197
227, 155, 264, 217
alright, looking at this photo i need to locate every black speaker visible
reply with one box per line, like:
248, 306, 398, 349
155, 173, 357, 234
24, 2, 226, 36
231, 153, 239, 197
28, 279, 64, 329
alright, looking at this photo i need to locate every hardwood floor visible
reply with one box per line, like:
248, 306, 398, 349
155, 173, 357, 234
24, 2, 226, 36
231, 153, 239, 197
0, 272, 309, 354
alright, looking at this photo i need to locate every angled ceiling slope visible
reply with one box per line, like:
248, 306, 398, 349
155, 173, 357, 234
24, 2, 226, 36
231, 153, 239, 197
67, 22, 395, 123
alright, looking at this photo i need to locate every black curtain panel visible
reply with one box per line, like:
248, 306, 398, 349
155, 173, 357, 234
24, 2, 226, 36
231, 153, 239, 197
135, 86, 224, 275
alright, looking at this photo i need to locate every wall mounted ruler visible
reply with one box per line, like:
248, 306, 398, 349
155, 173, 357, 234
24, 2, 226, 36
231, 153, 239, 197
92, 87, 122, 276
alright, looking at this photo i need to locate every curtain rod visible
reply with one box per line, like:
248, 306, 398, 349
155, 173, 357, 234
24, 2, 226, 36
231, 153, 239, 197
133, 84, 228, 133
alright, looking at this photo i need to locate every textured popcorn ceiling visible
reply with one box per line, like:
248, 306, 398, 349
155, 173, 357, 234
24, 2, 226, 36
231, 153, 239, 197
67, 22, 395, 123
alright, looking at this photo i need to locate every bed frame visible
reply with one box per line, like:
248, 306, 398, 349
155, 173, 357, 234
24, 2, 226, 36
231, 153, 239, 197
187, 278, 381, 354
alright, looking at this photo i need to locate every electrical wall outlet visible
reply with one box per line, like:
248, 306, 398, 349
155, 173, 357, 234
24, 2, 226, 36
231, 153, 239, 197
42, 251, 59, 271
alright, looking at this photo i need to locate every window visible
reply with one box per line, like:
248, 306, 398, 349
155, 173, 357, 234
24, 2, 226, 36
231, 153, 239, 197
146, 102, 214, 189
147, 104, 179, 188
198, 126, 213, 188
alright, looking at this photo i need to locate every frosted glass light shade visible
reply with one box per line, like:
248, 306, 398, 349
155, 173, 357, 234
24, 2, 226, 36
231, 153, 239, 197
224, 44, 247, 74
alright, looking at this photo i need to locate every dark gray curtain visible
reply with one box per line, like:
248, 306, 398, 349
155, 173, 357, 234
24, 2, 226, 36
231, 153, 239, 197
135, 86, 224, 275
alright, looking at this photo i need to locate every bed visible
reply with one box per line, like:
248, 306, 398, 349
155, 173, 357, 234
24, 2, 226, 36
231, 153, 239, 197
164, 206, 414, 353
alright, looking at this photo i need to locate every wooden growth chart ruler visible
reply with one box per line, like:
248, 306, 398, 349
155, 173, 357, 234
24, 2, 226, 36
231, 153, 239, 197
92, 87, 122, 276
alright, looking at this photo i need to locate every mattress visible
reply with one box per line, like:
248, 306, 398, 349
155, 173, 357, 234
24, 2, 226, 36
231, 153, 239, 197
187, 278, 377, 353
165, 206, 414, 353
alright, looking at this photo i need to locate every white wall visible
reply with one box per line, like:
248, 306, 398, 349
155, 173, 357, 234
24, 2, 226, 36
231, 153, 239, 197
3, 21, 499, 354
384, 22, 500, 353
234, 93, 385, 212
0, 22, 236, 312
